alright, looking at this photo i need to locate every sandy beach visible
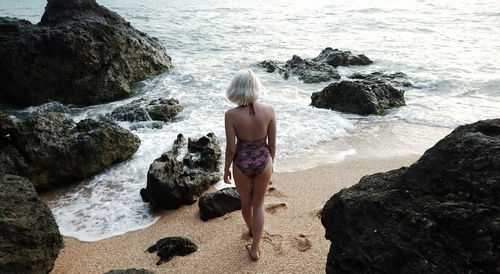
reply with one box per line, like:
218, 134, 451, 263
45, 121, 452, 273
49, 153, 421, 274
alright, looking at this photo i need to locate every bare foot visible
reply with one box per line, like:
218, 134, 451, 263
245, 244, 259, 261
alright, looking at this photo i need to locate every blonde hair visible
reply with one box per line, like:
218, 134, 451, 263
226, 69, 262, 105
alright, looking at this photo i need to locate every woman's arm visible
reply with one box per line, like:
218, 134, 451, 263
224, 111, 236, 184
268, 106, 276, 162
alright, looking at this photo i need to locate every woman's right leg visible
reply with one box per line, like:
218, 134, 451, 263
249, 159, 273, 259
233, 164, 253, 236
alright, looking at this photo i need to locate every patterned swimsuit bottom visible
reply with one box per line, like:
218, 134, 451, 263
234, 136, 271, 177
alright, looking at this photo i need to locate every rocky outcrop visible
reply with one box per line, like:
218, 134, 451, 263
310, 80, 405, 115
348, 71, 412, 87
110, 98, 183, 122
140, 133, 221, 210
260, 47, 371, 83
147, 237, 198, 265
0, 112, 140, 191
321, 119, 500, 273
0, 0, 172, 107
311, 47, 372, 67
199, 187, 241, 221
0, 174, 63, 273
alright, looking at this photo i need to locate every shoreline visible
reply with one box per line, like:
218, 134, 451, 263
50, 153, 421, 273
39, 119, 453, 241
274, 119, 452, 172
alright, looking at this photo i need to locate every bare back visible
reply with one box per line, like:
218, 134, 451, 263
224, 101, 276, 168
230, 102, 273, 140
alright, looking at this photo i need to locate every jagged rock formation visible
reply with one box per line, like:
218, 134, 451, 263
321, 119, 500, 273
140, 133, 221, 210
260, 47, 371, 83
110, 98, 183, 122
0, 112, 140, 191
0, 0, 172, 107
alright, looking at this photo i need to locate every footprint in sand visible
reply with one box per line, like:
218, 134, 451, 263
265, 202, 288, 214
293, 234, 312, 252
262, 231, 284, 254
266, 187, 287, 198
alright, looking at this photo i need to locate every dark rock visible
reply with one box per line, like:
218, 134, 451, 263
0, 174, 63, 273
284, 55, 340, 83
259, 56, 339, 84
321, 119, 500, 273
260, 47, 371, 83
260, 60, 281, 73
0, 112, 140, 191
141, 133, 221, 210
110, 98, 183, 122
0, 0, 172, 107
0, 111, 17, 136
312, 47, 372, 67
104, 269, 155, 274
146, 237, 198, 265
348, 71, 412, 87
310, 80, 405, 115
199, 187, 241, 221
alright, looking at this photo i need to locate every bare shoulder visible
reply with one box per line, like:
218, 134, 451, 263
225, 107, 237, 118
258, 103, 275, 114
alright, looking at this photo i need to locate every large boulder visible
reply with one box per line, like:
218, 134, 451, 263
321, 119, 500, 273
0, 0, 172, 107
310, 80, 405, 115
198, 187, 241, 221
0, 174, 63, 273
260, 48, 371, 83
110, 98, 183, 122
140, 133, 221, 210
0, 112, 140, 191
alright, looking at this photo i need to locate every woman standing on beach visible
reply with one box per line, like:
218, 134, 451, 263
223, 69, 276, 261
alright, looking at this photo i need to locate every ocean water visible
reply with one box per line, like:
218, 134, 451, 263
1, 0, 499, 241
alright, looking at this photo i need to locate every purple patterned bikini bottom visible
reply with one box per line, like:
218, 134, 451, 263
234, 136, 271, 177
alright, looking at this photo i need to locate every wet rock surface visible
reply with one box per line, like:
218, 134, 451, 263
0, 112, 140, 191
311, 47, 372, 67
147, 237, 198, 265
141, 133, 221, 210
199, 187, 241, 221
321, 119, 500, 273
260, 47, 371, 83
348, 71, 412, 87
0, 174, 63, 273
0, 0, 172, 107
110, 98, 183, 122
310, 80, 405, 115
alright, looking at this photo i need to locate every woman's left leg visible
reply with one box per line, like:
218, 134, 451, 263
233, 164, 253, 235
248, 158, 273, 260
